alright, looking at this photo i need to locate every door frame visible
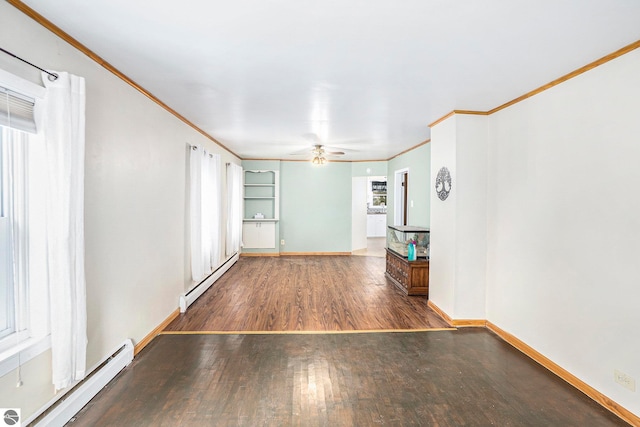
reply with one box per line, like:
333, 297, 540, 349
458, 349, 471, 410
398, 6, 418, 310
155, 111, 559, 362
394, 168, 409, 226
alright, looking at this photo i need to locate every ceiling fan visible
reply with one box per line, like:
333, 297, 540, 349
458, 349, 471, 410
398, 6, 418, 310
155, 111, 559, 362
310, 144, 344, 164
289, 133, 353, 164
289, 143, 348, 164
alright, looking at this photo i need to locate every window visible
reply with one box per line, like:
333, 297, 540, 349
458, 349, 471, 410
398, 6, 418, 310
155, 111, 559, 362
0, 68, 87, 389
0, 127, 28, 346
0, 71, 49, 372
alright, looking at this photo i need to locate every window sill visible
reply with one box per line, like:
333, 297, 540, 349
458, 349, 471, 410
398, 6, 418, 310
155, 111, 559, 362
0, 335, 51, 377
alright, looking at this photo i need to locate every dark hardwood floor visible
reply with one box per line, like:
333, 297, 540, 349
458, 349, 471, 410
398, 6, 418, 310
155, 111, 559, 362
65, 255, 630, 426
69, 331, 628, 426
165, 256, 452, 332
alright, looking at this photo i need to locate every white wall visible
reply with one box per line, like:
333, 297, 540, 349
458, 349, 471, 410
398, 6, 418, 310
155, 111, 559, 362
430, 46, 640, 418
454, 115, 488, 319
429, 117, 457, 315
429, 115, 488, 319
486, 49, 640, 415
0, 2, 239, 418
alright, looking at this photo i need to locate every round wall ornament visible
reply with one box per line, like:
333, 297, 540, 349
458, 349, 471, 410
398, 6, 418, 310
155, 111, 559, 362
435, 167, 452, 201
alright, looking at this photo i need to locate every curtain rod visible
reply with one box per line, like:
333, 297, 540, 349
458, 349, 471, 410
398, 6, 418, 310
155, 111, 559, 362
0, 47, 58, 81
190, 145, 215, 158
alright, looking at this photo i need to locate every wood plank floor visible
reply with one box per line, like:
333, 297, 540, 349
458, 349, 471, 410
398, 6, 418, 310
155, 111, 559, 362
65, 255, 631, 426
165, 256, 452, 332
68, 330, 629, 426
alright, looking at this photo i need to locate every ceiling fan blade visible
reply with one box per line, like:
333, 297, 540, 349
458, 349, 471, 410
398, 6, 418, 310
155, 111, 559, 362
326, 151, 345, 155
289, 147, 314, 155
323, 144, 358, 154
302, 133, 321, 144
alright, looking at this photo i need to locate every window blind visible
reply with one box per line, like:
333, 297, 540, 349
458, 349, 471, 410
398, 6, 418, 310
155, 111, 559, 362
0, 86, 36, 134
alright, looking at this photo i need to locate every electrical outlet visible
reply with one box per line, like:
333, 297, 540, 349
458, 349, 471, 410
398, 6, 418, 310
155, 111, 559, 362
614, 370, 636, 392
280, 239, 285, 246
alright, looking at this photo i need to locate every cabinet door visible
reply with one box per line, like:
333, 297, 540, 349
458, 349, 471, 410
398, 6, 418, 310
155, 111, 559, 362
242, 222, 276, 249
374, 215, 387, 237
366, 215, 376, 237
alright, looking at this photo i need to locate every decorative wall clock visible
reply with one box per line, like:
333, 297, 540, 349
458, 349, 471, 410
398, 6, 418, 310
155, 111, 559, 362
435, 167, 452, 201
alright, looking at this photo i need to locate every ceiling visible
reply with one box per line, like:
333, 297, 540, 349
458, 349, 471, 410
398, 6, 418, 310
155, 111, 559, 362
16, 0, 640, 161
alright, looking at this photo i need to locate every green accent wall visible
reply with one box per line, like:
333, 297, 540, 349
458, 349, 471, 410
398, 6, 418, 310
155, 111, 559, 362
242, 160, 281, 171
280, 161, 352, 253
351, 161, 388, 177
242, 151, 430, 253
387, 143, 431, 228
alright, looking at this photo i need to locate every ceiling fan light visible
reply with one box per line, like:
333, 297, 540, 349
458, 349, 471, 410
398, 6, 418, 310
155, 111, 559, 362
311, 155, 327, 165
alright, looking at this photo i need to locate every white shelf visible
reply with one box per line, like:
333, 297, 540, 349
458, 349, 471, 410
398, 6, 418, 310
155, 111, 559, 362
243, 169, 279, 249
243, 169, 279, 220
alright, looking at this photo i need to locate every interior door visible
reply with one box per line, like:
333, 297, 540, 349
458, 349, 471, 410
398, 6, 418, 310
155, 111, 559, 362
401, 172, 408, 225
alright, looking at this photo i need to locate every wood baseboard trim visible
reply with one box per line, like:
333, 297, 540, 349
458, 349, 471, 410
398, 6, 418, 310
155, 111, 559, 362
426, 301, 486, 327
134, 308, 180, 356
426, 302, 638, 424
427, 300, 454, 326
279, 252, 352, 256
240, 252, 280, 257
486, 321, 639, 426
160, 328, 456, 335
451, 319, 487, 327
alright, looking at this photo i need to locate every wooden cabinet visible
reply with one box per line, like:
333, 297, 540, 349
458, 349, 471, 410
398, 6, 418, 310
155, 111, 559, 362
385, 249, 429, 296
243, 170, 279, 249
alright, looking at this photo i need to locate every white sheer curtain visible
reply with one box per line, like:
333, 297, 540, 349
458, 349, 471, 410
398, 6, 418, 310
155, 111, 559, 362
189, 146, 222, 282
41, 71, 87, 390
226, 163, 243, 256
209, 154, 222, 269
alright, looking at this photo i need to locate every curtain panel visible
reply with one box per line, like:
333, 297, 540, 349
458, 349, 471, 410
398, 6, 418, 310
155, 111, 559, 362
189, 146, 222, 282
41, 71, 87, 390
226, 163, 243, 256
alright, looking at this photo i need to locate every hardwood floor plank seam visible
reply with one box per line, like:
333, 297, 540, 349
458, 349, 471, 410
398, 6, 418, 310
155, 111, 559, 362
159, 328, 456, 335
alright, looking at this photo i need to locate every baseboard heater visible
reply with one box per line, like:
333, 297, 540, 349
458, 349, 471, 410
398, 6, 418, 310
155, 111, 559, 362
179, 252, 239, 313
28, 339, 134, 427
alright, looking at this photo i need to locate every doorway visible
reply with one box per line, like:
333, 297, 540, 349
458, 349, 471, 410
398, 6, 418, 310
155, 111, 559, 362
394, 168, 409, 226
352, 175, 387, 257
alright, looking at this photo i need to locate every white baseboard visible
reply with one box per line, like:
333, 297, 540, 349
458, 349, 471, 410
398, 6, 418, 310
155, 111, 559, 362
180, 252, 239, 312
27, 339, 134, 427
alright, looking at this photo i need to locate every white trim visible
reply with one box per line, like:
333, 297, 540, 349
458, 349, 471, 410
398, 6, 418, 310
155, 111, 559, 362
0, 69, 50, 378
0, 334, 50, 377
394, 167, 409, 226
25, 339, 134, 427
0, 68, 46, 99
180, 252, 239, 312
